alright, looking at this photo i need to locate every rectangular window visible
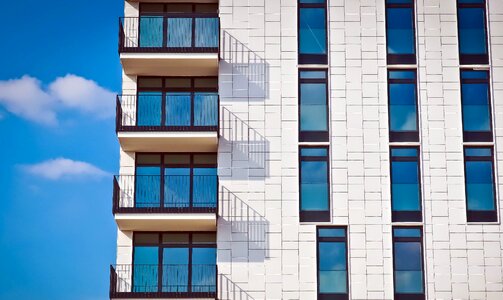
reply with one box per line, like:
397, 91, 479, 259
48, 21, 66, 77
317, 227, 349, 300
299, 70, 329, 142
299, 147, 330, 222
135, 77, 218, 129
135, 153, 218, 210
464, 147, 497, 222
132, 232, 217, 294
385, 0, 416, 65
390, 147, 422, 222
457, 0, 489, 65
388, 70, 419, 142
392, 227, 425, 300
460, 70, 493, 142
298, 0, 327, 64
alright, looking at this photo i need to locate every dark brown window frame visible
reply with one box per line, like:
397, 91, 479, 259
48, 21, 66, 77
460, 69, 493, 142
456, 0, 489, 65
389, 146, 423, 223
387, 69, 420, 142
316, 226, 349, 300
463, 146, 498, 223
299, 145, 331, 222
392, 226, 426, 300
298, 69, 329, 142
384, 0, 417, 65
297, 0, 328, 65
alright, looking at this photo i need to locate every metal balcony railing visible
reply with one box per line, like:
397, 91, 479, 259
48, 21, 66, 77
116, 95, 219, 132
110, 264, 217, 298
119, 15, 220, 53
112, 175, 218, 214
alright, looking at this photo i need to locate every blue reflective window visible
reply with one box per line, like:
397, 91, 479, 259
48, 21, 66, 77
464, 147, 496, 217
194, 92, 218, 126
163, 248, 189, 292
299, 8, 327, 55
133, 246, 159, 292
138, 92, 162, 126
193, 168, 218, 208
300, 83, 327, 131
390, 147, 421, 222
192, 248, 217, 292
164, 167, 190, 208
388, 70, 418, 142
317, 227, 348, 296
135, 166, 161, 207
386, 0, 416, 63
393, 227, 424, 297
461, 70, 492, 138
300, 147, 330, 221
140, 16, 164, 47
166, 92, 191, 126
458, 6, 487, 55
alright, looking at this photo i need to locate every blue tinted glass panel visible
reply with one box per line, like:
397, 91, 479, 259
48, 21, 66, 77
461, 70, 488, 79
140, 17, 163, 47
192, 248, 217, 292
466, 161, 495, 211
387, 8, 415, 55
389, 71, 416, 80
193, 168, 217, 208
164, 168, 190, 208
301, 148, 328, 157
389, 83, 417, 132
301, 161, 328, 210
299, 8, 327, 55
194, 93, 218, 126
458, 8, 487, 55
136, 167, 161, 207
394, 242, 424, 293
300, 83, 327, 131
163, 248, 189, 292
465, 148, 491, 157
195, 18, 219, 48
300, 71, 326, 79
392, 161, 420, 211
391, 148, 418, 157
462, 83, 491, 132
319, 242, 347, 293
319, 228, 346, 238
167, 18, 192, 47
459, 0, 485, 3
138, 92, 162, 126
393, 228, 421, 238
166, 92, 191, 126
134, 246, 159, 292
300, 0, 325, 3
387, 0, 413, 3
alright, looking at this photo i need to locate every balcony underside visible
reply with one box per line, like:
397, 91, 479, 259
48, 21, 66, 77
114, 213, 217, 231
120, 53, 218, 76
117, 131, 218, 152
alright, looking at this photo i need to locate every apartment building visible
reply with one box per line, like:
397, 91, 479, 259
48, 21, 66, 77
110, 0, 503, 299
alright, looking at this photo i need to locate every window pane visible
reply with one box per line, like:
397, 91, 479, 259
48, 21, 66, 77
465, 147, 491, 157
137, 154, 161, 165
140, 17, 164, 47
318, 240, 347, 294
300, 0, 325, 3
167, 18, 192, 47
138, 92, 162, 126
300, 83, 327, 131
387, 8, 415, 55
192, 248, 217, 292
393, 228, 421, 238
166, 92, 191, 126
458, 8, 487, 55
163, 248, 189, 292
394, 242, 424, 294
135, 233, 160, 245
133, 246, 159, 292
165, 78, 191, 88
299, 8, 327, 55
466, 161, 495, 211
164, 168, 190, 208
164, 154, 190, 164
136, 167, 161, 207
389, 83, 417, 131
391, 148, 418, 157
301, 148, 328, 157
319, 228, 346, 238
301, 161, 328, 210
392, 161, 420, 211
389, 70, 415, 80
395, 271, 424, 293
194, 93, 218, 126
195, 18, 219, 48
193, 169, 218, 208
162, 233, 189, 244
300, 71, 326, 79
462, 83, 491, 132
193, 233, 217, 244
194, 154, 218, 165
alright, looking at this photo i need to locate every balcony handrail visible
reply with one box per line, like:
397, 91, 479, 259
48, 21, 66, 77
110, 264, 217, 297
116, 94, 219, 132
118, 15, 220, 53
112, 174, 218, 214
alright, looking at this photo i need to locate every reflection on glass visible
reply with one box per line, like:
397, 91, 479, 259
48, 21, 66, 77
319, 242, 347, 293
389, 83, 417, 131
300, 83, 327, 131
301, 161, 328, 210
386, 7, 415, 55
299, 8, 327, 55
466, 161, 495, 211
137, 92, 162, 126
135, 167, 161, 207
458, 7, 487, 55
394, 242, 424, 293
133, 246, 159, 292
140, 16, 163, 47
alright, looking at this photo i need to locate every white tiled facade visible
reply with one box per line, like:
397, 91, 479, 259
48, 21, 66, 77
115, 0, 503, 299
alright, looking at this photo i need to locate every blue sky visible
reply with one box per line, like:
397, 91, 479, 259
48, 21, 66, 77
0, 1, 123, 299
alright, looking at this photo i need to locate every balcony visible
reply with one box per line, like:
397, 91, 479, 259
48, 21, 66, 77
112, 175, 217, 231
119, 15, 219, 76
116, 95, 219, 152
110, 264, 217, 299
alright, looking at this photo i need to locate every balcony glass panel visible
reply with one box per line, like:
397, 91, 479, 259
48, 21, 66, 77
137, 92, 162, 126
164, 168, 190, 208
135, 167, 161, 208
195, 18, 219, 48
139, 17, 164, 47
163, 248, 189, 292
194, 93, 218, 126
165, 92, 191, 126
192, 248, 217, 292
133, 246, 159, 292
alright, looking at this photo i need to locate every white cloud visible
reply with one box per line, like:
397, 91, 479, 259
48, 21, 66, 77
23, 158, 109, 180
0, 74, 115, 125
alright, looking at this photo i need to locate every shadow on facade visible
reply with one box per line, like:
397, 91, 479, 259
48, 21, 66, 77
220, 107, 269, 179
220, 31, 269, 100
219, 186, 269, 261
219, 274, 256, 300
